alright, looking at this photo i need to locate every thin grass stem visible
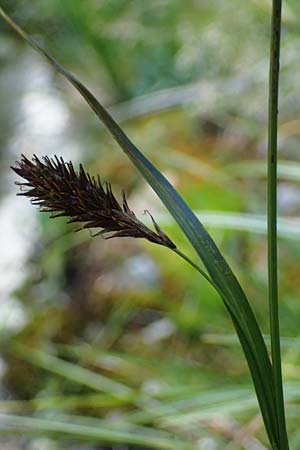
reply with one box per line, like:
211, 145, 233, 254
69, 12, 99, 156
172, 248, 221, 294
268, 1, 289, 448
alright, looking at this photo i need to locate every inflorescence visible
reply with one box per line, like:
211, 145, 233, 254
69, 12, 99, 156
12, 154, 176, 249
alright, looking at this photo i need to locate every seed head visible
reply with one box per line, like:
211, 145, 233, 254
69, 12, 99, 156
11, 154, 176, 249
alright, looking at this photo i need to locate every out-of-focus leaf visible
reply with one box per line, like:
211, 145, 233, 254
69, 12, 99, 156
0, 413, 195, 450
156, 211, 300, 240
228, 160, 300, 183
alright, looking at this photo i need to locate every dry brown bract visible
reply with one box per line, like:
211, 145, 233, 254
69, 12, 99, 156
12, 154, 176, 249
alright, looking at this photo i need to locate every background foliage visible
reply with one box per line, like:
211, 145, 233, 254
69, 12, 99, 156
1, 1, 300, 449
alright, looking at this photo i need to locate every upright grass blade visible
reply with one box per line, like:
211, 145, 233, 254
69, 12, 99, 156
0, 8, 281, 448
267, 1, 289, 448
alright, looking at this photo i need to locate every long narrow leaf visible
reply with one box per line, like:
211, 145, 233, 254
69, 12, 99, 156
0, 9, 279, 448
12, 344, 133, 398
0, 413, 195, 450
157, 211, 300, 240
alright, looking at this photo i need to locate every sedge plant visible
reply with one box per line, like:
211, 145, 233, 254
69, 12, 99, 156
0, 1, 289, 448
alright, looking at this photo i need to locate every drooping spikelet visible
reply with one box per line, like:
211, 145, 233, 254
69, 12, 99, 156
12, 154, 176, 249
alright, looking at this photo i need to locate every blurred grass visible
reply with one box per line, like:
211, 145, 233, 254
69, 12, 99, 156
1, 0, 300, 449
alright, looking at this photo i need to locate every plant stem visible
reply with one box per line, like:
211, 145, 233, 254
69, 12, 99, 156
268, 1, 289, 448
172, 248, 221, 294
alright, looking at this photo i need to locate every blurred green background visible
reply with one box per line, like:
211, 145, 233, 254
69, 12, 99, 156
1, 1, 300, 449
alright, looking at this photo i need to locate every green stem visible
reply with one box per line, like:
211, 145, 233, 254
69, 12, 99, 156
268, 1, 289, 448
172, 248, 221, 294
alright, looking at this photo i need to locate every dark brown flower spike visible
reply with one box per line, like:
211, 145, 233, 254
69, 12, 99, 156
11, 154, 176, 249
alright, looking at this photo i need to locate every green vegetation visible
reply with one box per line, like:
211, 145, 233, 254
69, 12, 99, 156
1, 1, 300, 449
